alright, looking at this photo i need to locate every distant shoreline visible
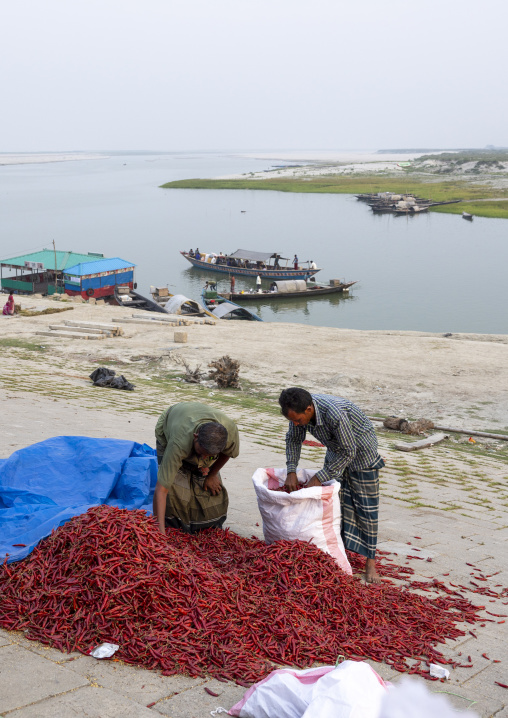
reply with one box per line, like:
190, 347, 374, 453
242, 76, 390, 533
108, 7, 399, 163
0, 152, 107, 166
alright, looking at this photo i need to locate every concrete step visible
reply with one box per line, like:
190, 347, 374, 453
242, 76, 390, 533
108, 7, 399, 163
50, 324, 112, 336
64, 320, 123, 335
36, 331, 106, 340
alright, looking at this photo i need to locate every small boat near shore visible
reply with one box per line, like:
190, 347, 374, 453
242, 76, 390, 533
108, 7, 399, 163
181, 249, 321, 280
462, 212, 473, 221
222, 278, 357, 301
114, 286, 169, 313
201, 286, 262, 321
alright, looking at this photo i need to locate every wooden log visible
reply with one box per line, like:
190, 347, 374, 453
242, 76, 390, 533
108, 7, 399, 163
394, 433, 448, 452
369, 416, 508, 442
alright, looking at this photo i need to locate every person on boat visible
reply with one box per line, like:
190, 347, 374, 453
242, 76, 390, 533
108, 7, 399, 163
230, 275, 236, 293
195, 249, 201, 261
189, 248, 195, 257
270, 282, 278, 293
274, 255, 280, 268
153, 402, 240, 534
279, 387, 384, 584
310, 260, 317, 270
293, 254, 299, 270
256, 274, 262, 292
2, 291, 15, 316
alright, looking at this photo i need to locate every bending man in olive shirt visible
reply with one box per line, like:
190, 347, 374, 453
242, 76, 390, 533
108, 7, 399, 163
153, 402, 240, 534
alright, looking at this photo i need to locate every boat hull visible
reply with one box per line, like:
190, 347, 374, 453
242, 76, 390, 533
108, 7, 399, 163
181, 252, 320, 280
225, 282, 356, 301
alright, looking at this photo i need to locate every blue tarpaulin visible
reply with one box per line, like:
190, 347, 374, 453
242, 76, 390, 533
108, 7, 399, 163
0, 436, 157, 563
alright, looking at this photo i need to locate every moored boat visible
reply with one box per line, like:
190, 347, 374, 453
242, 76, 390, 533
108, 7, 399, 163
201, 285, 262, 321
223, 278, 357, 301
181, 249, 321, 280
114, 286, 169, 313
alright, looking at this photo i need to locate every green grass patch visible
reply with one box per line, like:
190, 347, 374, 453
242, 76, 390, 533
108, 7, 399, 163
161, 176, 508, 219
430, 200, 508, 219
0, 338, 47, 352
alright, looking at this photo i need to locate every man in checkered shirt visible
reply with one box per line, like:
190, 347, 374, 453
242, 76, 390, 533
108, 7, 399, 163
279, 387, 384, 583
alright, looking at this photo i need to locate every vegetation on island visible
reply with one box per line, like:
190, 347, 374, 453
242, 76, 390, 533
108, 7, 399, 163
161, 149, 508, 219
161, 176, 508, 219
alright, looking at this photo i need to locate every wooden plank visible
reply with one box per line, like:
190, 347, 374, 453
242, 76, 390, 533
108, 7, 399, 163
394, 433, 448, 452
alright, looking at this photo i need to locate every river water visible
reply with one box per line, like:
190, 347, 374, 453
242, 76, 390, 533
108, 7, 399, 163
1, 151, 506, 334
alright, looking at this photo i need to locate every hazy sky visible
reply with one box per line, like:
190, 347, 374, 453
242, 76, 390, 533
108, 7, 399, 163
2, 0, 506, 152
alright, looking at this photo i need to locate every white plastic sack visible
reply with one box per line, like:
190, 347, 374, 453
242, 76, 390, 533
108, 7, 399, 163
252, 468, 351, 575
229, 661, 387, 718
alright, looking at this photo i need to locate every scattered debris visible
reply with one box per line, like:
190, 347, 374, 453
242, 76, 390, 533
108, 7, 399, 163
170, 353, 205, 383
383, 417, 435, 435
90, 642, 119, 659
394, 433, 448, 452
209, 355, 240, 388
89, 367, 135, 391
20, 306, 74, 317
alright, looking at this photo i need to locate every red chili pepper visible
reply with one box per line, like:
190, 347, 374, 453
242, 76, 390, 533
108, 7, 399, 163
204, 687, 220, 696
146, 702, 156, 708
495, 682, 508, 689
482, 653, 490, 660
0, 505, 490, 685
12, 544, 27, 547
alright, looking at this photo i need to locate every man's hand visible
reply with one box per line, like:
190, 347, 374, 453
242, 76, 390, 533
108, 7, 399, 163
285, 471, 299, 493
203, 473, 222, 495
305, 476, 321, 489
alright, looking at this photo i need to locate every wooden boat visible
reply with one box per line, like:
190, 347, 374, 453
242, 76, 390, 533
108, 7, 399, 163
181, 249, 321, 280
462, 212, 473, 221
225, 279, 357, 302
114, 286, 169, 313
201, 287, 262, 321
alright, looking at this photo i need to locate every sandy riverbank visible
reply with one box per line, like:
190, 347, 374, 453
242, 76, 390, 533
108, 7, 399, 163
0, 152, 107, 166
1, 295, 506, 432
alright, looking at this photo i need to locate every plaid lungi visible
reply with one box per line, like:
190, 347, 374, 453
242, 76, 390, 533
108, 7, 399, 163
156, 441, 228, 534
339, 455, 384, 560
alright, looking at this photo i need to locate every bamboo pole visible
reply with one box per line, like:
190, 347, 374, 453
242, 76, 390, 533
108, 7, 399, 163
368, 416, 508, 442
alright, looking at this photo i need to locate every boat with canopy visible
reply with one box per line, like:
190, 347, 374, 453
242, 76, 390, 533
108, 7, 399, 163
181, 249, 321, 280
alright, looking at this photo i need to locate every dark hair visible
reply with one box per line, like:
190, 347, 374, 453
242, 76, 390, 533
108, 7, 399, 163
197, 422, 228, 454
278, 388, 313, 417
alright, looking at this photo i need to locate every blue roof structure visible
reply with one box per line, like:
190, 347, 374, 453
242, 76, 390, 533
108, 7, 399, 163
64, 257, 135, 277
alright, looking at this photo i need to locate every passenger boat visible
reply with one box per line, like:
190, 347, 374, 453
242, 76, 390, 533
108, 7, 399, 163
224, 278, 357, 302
201, 286, 262, 321
181, 249, 321, 280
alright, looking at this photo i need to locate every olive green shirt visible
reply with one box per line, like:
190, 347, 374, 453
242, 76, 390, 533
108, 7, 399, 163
155, 402, 240, 489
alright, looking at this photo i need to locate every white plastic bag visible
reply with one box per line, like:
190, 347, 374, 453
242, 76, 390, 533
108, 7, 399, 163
252, 467, 351, 575
90, 642, 119, 659
229, 661, 387, 718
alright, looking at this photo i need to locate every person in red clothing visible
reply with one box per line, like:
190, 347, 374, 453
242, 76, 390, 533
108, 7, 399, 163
2, 292, 15, 315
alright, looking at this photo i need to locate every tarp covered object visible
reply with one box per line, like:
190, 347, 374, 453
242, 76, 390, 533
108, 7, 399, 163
0, 436, 157, 563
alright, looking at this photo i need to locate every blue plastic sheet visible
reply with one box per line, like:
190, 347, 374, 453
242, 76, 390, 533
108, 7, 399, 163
0, 436, 157, 563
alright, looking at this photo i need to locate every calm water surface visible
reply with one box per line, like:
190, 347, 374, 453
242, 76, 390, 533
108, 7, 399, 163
0, 152, 506, 334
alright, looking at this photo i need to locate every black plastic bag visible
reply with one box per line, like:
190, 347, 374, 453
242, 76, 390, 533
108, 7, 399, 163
89, 367, 135, 391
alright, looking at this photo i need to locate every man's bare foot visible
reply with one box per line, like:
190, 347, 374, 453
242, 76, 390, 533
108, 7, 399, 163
364, 558, 382, 584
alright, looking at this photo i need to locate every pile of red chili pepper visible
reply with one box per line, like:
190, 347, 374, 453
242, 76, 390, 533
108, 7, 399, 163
0, 506, 485, 682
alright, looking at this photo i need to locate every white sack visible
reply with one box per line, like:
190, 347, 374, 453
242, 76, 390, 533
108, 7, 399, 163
229, 661, 387, 718
252, 467, 351, 575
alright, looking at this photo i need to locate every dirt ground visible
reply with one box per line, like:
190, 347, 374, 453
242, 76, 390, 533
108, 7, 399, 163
1, 295, 506, 432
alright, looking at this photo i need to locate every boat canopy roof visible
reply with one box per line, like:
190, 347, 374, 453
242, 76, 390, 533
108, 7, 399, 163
228, 249, 285, 262
165, 294, 213, 317
210, 301, 240, 318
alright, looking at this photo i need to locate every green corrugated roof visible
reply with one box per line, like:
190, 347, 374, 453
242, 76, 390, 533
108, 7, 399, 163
0, 250, 104, 271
